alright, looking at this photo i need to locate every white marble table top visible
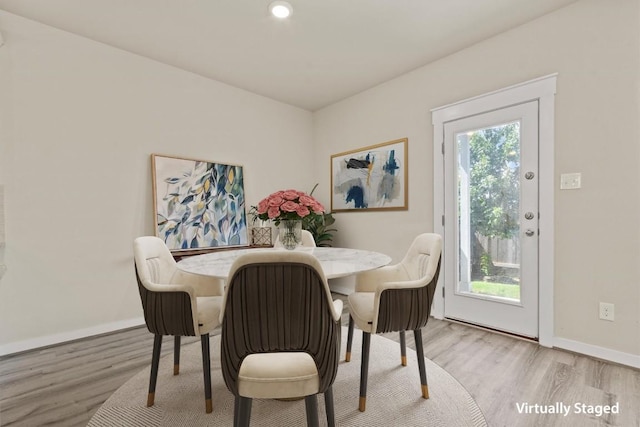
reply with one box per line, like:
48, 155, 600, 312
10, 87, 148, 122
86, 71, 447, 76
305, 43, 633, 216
177, 246, 392, 280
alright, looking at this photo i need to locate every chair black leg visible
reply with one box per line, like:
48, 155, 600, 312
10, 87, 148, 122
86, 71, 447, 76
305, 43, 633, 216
413, 329, 429, 399
147, 334, 162, 407
358, 332, 371, 412
173, 336, 181, 375
305, 394, 319, 427
234, 396, 239, 426
345, 315, 354, 362
235, 396, 252, 427
324, 386, 335, 427
399, 330, 407, 366
200, 334, 213, 413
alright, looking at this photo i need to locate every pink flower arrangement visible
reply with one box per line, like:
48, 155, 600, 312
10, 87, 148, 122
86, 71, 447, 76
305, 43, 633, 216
256, 189, 325, 224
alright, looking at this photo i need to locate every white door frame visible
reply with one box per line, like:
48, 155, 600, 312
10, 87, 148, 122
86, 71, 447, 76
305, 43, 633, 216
431, 74, 557, 347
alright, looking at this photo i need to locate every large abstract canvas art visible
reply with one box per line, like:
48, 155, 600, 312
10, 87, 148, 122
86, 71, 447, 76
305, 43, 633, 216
331, 138, 408, 212
151, 154, 249, 251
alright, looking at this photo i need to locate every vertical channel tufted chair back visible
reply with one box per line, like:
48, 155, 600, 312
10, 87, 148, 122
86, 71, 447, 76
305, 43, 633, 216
220, 250, 343, 427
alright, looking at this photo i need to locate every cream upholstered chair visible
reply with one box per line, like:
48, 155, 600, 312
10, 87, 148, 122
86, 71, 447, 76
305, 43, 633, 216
220, 251, 342, 427
273, 229, 316, 248
345, 233, 442, 412
133, 236, 223, 414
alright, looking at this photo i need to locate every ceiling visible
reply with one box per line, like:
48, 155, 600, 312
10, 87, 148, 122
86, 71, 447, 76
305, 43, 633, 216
0, 0, 579, 111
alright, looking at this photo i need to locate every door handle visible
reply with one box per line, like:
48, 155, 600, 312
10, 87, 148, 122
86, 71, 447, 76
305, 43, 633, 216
525, 229, 535, 237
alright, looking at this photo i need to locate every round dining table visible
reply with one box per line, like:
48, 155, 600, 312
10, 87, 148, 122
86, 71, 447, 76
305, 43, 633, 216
176, 246, 391, 280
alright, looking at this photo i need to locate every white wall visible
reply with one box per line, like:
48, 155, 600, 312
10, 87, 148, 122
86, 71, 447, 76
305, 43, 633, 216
0, 11, 315, 353
314, 0, 640, 358
1, 0, 639, 364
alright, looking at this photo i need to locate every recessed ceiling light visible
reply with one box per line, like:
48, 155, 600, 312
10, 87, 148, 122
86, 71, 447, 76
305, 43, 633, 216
269, 1, 292, 19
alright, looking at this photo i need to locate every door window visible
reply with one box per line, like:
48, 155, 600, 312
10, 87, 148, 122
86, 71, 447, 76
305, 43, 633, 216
457, 121, 522, 303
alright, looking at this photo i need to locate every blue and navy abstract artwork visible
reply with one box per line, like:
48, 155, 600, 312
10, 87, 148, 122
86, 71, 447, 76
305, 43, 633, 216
331, 139, 407, 211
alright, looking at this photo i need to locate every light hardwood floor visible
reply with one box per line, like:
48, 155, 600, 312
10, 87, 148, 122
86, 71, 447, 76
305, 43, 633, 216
1, 300, 639, 427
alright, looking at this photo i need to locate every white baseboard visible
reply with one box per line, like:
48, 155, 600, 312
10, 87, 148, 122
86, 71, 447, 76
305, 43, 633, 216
553, 337, 640, 369
0, 317, 146, 357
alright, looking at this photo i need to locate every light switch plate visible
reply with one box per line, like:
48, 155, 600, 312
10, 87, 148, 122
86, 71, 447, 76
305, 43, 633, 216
560, 173, 581, 190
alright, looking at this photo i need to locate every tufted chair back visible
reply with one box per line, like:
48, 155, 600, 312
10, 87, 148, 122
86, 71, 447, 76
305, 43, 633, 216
398, 233, 442, 282
134, 235, 178, 286
220, 251, 341, 397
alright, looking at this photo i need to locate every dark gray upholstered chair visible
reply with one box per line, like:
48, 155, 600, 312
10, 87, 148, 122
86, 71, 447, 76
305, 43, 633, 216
220, 251, 343, 427
133, 236, 223, 413
345, 233, 442, 412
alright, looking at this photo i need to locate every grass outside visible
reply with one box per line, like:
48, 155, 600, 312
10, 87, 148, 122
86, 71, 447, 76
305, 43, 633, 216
471, 281, 520, 300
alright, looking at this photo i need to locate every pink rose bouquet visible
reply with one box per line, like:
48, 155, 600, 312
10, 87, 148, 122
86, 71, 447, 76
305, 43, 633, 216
256, 189, 325, 224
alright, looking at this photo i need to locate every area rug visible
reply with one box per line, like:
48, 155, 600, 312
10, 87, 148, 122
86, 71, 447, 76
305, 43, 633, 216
89, 328, 486, 426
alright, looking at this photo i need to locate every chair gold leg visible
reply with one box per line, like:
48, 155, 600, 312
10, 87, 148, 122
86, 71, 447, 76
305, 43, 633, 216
422, 385, 430, 399
174, 364, 179, 375
206, 398, 213, 413
359, 396, 366, 412
401, 356, 407, 366
358, 332, 371, 412
147, 392, 155, 407
414, 329, 429, 400
345, 351, 351, 362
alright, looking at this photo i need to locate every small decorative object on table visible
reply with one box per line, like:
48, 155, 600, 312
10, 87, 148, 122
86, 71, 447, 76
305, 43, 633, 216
250, 226, 272, 247
256, 189, 325, 250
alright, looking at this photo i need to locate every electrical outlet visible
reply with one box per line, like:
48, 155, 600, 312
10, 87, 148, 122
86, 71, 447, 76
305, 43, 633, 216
599, 302, 614, 321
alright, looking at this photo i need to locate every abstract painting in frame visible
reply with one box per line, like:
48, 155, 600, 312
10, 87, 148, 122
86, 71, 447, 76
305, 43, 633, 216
151, 154, 249, 251
331, 138, 408, 212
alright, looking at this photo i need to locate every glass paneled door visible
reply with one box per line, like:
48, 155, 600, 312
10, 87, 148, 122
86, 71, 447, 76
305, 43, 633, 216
443, 101, 539, 338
